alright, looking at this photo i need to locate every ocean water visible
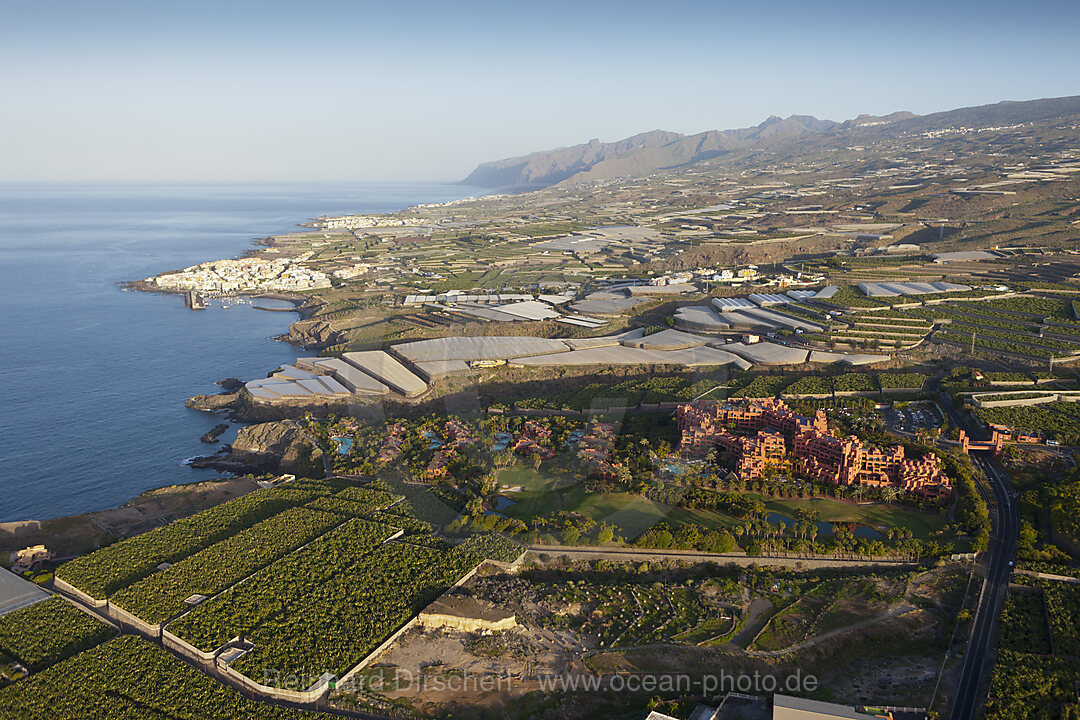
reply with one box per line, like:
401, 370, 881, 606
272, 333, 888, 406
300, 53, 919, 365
0, 183, 478, 522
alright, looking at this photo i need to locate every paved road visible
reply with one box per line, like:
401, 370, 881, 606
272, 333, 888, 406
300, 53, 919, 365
527, 544, 919, 569
934, 384, 1019, 720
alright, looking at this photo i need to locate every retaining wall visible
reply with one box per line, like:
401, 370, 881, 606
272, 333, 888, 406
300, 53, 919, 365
107, 601, 163, 639
53, 577, 107, 610
971, 391, 1080, 408
162, 627, 218, 666
337, 558, 508, 688
215, 658, 331, 705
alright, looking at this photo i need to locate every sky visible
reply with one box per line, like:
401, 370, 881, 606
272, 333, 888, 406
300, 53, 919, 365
2, 0, 1079, 183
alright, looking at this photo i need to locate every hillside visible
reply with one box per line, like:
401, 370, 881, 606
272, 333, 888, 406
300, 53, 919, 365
461, 130, 684, 188
462, 96, 1080, 188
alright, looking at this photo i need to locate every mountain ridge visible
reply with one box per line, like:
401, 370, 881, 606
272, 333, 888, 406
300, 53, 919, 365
462, 95, 1080, 188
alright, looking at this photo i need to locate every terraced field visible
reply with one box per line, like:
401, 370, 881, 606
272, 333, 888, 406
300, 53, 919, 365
537, 580, 735, 648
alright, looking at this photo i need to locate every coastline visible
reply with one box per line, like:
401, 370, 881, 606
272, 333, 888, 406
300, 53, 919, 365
0, 184, 486, 527
0, 477, 262, 562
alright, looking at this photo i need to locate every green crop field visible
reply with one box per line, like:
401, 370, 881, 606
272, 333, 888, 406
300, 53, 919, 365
230, 543, 479, 681
56, 478, 345, 599
168, 518, 400, 652
0, 635, 322, 720
0, 598, 116, 674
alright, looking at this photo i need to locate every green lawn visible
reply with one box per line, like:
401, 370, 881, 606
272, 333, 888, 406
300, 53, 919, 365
559, 486, 673, 538
762, 497, 947, 538
496, 467, 563, 520
498, 469, 947, 541
664, 506, 743, 531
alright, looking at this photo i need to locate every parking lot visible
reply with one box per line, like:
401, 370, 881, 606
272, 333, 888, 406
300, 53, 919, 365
883, 404, 942, 434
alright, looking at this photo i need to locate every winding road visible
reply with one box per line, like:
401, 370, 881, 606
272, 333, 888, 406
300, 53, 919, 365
933, 382, 1019, 720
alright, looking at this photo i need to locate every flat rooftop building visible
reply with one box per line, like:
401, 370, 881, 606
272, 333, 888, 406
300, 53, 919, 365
772, 694, 887, 720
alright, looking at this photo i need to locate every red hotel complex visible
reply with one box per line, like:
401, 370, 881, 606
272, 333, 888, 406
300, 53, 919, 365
677, 398, 952, 498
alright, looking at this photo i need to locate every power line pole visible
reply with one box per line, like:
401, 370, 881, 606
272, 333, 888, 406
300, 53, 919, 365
971, 330, 976, 355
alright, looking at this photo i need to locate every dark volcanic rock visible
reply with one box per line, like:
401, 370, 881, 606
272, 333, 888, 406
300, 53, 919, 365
187, 392, 242, 411
188, 421, 325, 477
200, 423, 229, 444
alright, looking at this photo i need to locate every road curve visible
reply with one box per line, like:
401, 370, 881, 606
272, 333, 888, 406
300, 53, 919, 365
934, 384, 1019, 720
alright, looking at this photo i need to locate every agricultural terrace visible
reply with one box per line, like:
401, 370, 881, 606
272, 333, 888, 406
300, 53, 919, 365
56, 478, 356, 600
1014, 470, 1080, 577
359, 561, 972, 717
168, 518, 410, 652
0, 597, 115, 678
731, 370, 927, 398
972, 402, 1080, 445
53, 474, 514, 689
986, 577, 1080, 720
920, 295, 1080, 361
229, 542, 480, 681
536, 576, 740, 648
0, 635, 326, 720
812, 289, 1080, 361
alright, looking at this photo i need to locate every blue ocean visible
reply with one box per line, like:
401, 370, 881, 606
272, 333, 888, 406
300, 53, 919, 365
0, 184, 478, 522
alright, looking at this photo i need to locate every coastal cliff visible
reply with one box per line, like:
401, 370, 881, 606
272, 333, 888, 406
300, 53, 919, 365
187, 390, 362, 422
278, 317, 345, 349
189, 421, 325, 477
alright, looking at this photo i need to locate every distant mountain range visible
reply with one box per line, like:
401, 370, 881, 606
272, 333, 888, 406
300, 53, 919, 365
462, 96, 1080, 188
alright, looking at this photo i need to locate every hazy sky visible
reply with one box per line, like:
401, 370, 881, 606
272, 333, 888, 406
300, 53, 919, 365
2, 0, 1078, 183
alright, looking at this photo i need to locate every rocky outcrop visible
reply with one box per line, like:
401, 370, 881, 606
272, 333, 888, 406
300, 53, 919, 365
279, 319, 343, 349
191, 421, 325, 477
200, 423, 229, 443
231, 421, 302, 456
187, 392, 242, 411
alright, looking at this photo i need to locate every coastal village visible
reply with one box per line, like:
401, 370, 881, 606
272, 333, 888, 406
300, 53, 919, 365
149, 256, 332, 294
